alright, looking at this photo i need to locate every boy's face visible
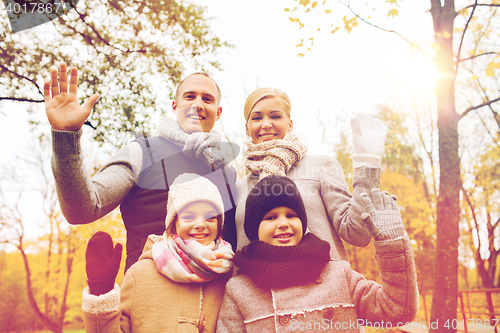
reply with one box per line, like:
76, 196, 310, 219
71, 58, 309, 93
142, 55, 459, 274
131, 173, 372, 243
258, 206, 303, 246
172, 74, 222, 134
174, 201, 219, 246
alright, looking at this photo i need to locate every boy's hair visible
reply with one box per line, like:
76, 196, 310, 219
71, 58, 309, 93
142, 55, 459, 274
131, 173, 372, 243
244, 87, 291, 122
167, 213, 224, 240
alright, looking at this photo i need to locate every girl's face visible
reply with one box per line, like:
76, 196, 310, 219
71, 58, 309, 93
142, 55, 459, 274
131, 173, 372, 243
245, 97, 293, 144
174, 201, 219, 246
258, 206, 303, 246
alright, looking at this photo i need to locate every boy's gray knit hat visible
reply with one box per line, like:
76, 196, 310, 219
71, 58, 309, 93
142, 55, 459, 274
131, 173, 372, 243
165, 173, 224, 229
244, 175, 307, 241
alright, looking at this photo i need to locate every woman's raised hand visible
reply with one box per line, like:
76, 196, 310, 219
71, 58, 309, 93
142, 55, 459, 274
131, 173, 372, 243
44, 62, 99, 131
350, 112, 388, 158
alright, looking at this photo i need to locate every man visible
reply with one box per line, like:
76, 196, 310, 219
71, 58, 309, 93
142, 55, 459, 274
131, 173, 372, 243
44, 63, 237, 271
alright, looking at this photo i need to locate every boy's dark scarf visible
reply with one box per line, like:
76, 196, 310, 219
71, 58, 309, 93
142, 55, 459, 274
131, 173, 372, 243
234, 233, 331, 289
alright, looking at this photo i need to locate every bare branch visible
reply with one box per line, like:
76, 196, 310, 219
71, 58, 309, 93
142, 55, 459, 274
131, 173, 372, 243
0, 96, 44, 103
459, 96, 500, 120
0, 63, 44, 98
459, 52, 498, 63
456, 0, 478, 72
463, 3, 500, 10
72, 7, 147, 54
338, 0, 432, 58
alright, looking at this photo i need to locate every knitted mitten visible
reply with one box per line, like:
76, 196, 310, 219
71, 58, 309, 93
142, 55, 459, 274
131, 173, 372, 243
86, 231, 122, 296
350, 113, 388, 168
360, 189, 405, 241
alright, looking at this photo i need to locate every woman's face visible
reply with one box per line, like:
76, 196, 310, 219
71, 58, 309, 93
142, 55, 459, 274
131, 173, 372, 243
245, 97, 293, 144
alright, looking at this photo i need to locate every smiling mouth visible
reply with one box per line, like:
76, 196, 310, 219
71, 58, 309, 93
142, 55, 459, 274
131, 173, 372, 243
259, 134, 276, 139
274, 233, 293, 239
190, 234, 209, 239
188, 114, 205, 120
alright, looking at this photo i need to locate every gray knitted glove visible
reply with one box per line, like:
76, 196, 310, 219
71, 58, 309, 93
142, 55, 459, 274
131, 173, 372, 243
350, 113, 388, 168
360, 188, 405, 241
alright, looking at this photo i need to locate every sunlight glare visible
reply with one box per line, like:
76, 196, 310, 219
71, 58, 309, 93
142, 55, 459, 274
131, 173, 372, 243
400, 54, 437, 93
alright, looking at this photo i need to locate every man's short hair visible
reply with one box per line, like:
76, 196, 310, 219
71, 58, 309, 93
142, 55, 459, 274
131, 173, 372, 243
174, 72, 222, 103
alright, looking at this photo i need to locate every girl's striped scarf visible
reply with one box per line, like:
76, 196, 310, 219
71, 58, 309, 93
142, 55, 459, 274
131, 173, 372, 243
245, 132, 307, 180
152, 233, 234, 283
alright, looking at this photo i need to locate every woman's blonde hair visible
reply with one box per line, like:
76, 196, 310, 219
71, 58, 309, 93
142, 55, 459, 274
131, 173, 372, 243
244, 87, 292, 122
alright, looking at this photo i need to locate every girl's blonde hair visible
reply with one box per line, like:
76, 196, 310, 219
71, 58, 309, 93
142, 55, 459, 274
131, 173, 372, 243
244, 87, 292, 122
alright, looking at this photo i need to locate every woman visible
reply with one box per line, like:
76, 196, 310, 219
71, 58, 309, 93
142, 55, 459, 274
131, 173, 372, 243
224, 87, 388, 260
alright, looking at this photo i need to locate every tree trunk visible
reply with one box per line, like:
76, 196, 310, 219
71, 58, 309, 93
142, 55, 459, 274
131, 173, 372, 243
429, 1, 460, 332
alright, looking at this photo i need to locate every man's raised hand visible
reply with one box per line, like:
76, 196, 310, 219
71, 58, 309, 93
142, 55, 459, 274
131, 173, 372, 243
44, 62, 99, 131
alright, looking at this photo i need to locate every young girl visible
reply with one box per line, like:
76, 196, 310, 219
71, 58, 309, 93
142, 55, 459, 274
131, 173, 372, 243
82, 173, 234, 333
217, 175, 418, 332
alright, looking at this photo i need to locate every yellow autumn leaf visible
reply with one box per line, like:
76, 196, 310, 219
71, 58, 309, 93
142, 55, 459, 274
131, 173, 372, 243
486, 67, 495, 77
299, 0, 310, 6
296, 39, 303, 47
435, 32, 442, 37
297, 53, 305, 58
388, 8, 398, 17
312, 1, 318, 8
284, 8, 291, 12
443, 31, 451, 39
489, 62, 500, 68
331, 27, 340, 34
471, 75, 478, 81
343, 16, 358, 32
325, 9, 331, 14
459, 8, 469, 16
299, 22, 305, 29
386, 0, 397, 5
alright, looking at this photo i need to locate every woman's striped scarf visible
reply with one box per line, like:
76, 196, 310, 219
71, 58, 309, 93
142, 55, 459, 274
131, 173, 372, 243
152, 233, 234, 283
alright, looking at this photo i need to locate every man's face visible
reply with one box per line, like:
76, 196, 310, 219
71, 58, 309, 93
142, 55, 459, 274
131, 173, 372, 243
172, 74, 222, 134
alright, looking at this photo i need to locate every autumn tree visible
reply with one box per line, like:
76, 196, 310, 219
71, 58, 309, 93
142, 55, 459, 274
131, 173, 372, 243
0, 0, 230, 147
461, 137, 500, 288
0, 134, 127, 333
0, 137, 75, 333
283, 1, 500, 330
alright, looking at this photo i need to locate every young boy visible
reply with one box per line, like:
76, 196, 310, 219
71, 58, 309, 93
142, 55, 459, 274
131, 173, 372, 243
83, 173, 234, 333
217, 175, 418, 332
